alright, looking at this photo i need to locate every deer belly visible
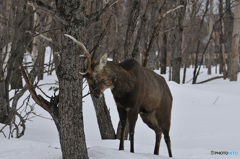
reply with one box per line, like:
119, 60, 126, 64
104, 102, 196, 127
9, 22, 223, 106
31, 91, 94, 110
140, 95, 161, 112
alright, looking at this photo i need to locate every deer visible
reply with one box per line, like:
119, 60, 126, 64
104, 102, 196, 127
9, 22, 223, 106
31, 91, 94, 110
65, 34, 173, 157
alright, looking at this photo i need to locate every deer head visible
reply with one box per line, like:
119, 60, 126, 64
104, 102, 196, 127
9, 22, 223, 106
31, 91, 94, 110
65, 34, 115, 98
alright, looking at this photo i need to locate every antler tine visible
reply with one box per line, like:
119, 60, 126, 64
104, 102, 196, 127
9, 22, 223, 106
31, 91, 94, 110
64, 34, 89, 55
64, 34, 92, 75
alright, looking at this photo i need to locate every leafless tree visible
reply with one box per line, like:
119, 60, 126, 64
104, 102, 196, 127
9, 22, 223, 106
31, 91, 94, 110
229, 0, 240, 81
169, 0, 187, 83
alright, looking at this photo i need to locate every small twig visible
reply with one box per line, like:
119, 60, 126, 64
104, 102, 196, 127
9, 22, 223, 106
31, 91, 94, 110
26, 31, 62, 49
31, 112, 53, 121
0, 125, 8, 138
36, 85, 51, 98
48, 145, 61, 149
82, 91, 91, 99
213, 96, 220, 105
38, 82, 58, 87
90, 15, 113, 58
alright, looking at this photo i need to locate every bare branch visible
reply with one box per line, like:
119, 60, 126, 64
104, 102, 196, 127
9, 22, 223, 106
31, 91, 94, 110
20, 65, 59, 124
143, 0, 167, 67
27, 0, 68, 25
90, 15, 113, 58
86, 0, 118, 27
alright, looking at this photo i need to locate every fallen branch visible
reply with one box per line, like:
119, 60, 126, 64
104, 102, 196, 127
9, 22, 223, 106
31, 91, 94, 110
196, 70, 240, 84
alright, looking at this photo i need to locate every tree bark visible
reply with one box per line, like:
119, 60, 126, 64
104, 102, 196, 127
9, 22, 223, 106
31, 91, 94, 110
207, 0, 214, 75
229, 0, 240, 81
56, 0, 88, 159
160, 20, 167, 74
124, 0, 141, 60
0, 46, 8, 124
86, 0, 116, 140
91, 93, 116, 139
192, 0, 209, 84
225, 0, 234, 70
171, 0, 186, 84
9, 1, 33, 89
219, 0, 227, 78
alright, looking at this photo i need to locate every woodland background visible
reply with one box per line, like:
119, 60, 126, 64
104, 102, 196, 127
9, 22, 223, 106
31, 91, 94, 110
0, 0, 240, 159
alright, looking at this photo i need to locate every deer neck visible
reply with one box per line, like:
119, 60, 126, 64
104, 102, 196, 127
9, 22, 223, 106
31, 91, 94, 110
110, 63, 136, 96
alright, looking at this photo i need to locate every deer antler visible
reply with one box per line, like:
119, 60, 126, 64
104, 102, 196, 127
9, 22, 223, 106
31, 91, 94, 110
64, 34, 92, 75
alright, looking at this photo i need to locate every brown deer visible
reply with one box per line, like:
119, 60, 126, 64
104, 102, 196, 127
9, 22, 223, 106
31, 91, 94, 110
65, 34, 173, 157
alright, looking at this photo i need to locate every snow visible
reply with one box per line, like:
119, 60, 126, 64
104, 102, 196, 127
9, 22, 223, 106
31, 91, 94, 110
1, 49, 240, 159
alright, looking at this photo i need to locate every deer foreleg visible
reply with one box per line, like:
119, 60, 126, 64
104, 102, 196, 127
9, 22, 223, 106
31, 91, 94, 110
117, 106, 127, 150
128, 109, 138, 153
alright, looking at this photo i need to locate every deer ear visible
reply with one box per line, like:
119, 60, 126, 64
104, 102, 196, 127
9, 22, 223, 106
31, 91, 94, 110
98, 53, 108, 70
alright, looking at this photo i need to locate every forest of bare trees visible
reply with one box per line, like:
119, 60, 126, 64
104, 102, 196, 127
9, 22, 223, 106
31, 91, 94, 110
0, 0, 240, 159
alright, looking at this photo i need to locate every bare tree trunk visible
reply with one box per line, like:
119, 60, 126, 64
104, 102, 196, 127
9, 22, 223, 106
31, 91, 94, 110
90, 93, 116, 139
86, 0, 116, 140
54, 1, 88, 159
0, 0, 10, 123
0, 46, 8, 124
132, 0, 152, 63
112, 2, 121, 63
4, 0, 28, 122
32, 6, 40, 64
192, 0, 209, 84
225, 0, 234, 70
171, 0, 186, 84
124, 0, 141, 60
58, 30, 88, 159
219, 0, 227, 78
160, 21, 167, 74
229, 0, 240, 81
10, 54, 24, 89
207, 0, 214, 75
146, 0, 159, 70
10, 2, 34, 89
169, 52, 172, 81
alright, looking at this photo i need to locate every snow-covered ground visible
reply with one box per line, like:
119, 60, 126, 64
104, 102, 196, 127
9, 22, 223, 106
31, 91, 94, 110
1, 50, 240, 159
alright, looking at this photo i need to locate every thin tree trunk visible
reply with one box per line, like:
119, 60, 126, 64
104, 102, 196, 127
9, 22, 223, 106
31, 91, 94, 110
207, 0, 214, 75
9, 1, 33, 89
124, 0, 141, 60
229, 0, 240, 81
219, 0, 227, 78
160, 21, 167, 74
10, 53, 23, 89
87, 0, 115, 140
32, 6, 39, 64
90, 93, 116, 139
225, 0, 234, 71
171, 0, 186, 84
0, 46, 8, 124
192, 0, 209, 84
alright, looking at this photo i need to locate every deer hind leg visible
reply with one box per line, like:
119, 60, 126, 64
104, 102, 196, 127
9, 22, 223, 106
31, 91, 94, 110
154, 130, 162, 155
117, 105, 127, 150
163, 129, 172, 157
128, 109, 138, 153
